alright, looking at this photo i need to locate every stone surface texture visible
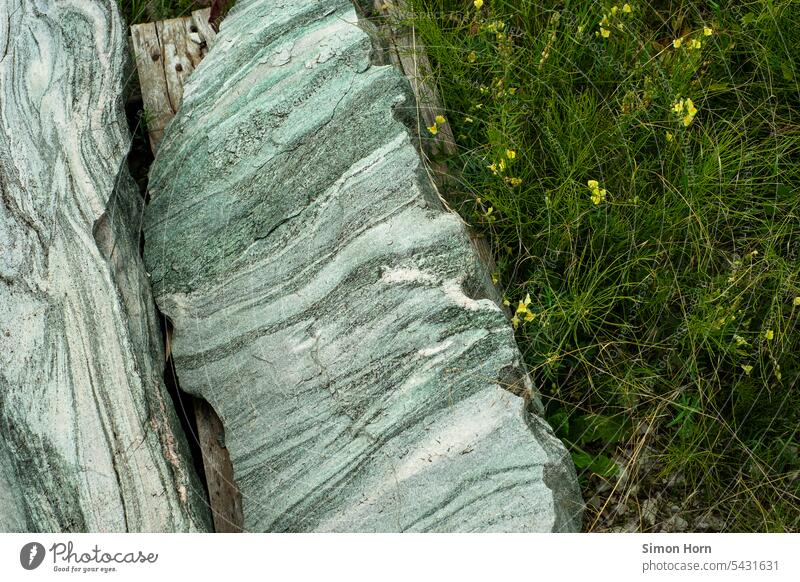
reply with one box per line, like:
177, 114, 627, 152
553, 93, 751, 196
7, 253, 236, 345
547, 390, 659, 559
0, 0, 210, 531
144, 0, 582, 531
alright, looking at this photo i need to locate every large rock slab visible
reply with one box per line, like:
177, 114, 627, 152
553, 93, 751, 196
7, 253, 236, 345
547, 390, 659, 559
144, 0, 582, 531
0, 0, 210, 531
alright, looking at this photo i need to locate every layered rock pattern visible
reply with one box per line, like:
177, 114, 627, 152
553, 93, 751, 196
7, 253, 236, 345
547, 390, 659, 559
144, 0, 582, 531
0, 0, 210, 531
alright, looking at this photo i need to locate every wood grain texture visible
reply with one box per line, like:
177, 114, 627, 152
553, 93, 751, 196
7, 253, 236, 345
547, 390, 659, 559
195, 399, 243, 532
131, 8, 216, 151
0, 0, 211, 532
144, 0, 582, 531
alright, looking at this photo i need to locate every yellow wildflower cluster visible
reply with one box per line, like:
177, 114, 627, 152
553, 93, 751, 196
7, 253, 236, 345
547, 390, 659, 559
674, 37, 703, 49
481, 20, 505, 34
672, 97, 698, 126
509, 293, 536, 329
487, 158, 506, 175
587, 179, 608, 205
488, 149, 522, 186
427, 114, 447, 135
597, 4, 633, 38
673, 26, 712, 52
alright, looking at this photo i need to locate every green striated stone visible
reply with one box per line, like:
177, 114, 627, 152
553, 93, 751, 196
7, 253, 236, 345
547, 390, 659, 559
144, 0, 582, 532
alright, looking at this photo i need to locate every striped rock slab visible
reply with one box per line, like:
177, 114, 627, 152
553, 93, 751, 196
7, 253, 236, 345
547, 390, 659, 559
144, 0, 582, 532
0, 1, 210, 531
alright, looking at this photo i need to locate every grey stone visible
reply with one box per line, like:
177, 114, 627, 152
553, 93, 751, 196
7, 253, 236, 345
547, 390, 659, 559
144, 0, 582, 531
0, 0, 210, 532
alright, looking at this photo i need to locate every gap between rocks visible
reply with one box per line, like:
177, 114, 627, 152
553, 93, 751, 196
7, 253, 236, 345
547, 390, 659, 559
124, 86, 243, 533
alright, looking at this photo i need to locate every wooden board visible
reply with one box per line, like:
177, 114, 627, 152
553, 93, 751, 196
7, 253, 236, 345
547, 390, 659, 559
130, 7, 242, 533
130, 8, 216, 151
194, 399, 244, 532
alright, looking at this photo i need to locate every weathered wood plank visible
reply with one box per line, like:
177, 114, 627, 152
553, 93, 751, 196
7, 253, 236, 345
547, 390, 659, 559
192, 8, 219, 45
0, 0, 211, 532
131, 8, 215, 152
195, 399, 244, 532
131, 21, 174, 150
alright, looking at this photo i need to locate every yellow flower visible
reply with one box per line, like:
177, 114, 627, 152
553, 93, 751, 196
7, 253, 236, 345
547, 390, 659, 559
488, 163, 498, 174
704, 26, 713, 36
507, 177, 522, 187
492, 273, 500, 285
586, 180, 606, 205
601, 15, 610, 26
794, 296, 800, 306
505, 149, 516, 159
691, 39, 702, 50
741, 364, 753, 375
764, 329, 774, 340
590, 188, 607, 205
611, 6, 619, 15
666, 131, 674, 141
524, 310, 535, 322
435, 114, 446, 125
622, 3, 632, 13
577, 25, 585, 34
468, 51, 477, 62
503, 298, 510, 306
473, 0, 483, 9
427, 124, 438, 135
464, 116, 473, 123
673, 38, 682, 49
516, 293, 532, 314
600, 27, 610, 38
511, 314, 520, 329
673, 97, 698, 126
498, 158, 506, 172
